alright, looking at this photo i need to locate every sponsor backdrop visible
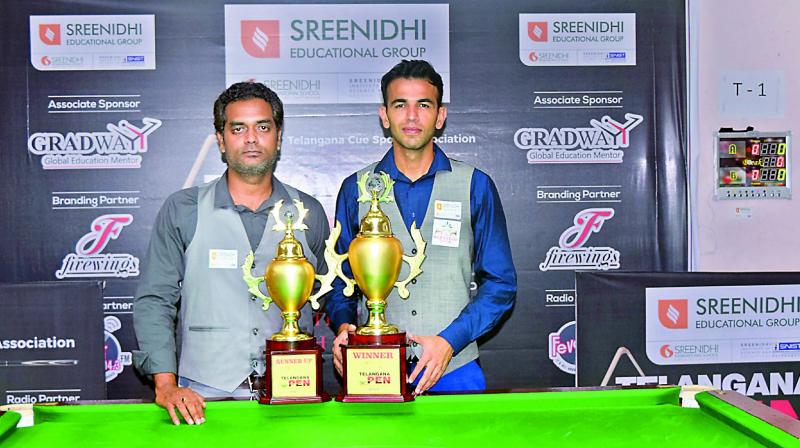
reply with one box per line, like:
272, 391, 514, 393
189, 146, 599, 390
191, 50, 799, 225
0, 282, 105, 404
0, 0, 686, 401
577, 272, 800, 418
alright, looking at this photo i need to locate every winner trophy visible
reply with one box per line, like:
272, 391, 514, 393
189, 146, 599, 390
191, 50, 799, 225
242, 199, 335, 404
326, 172, 426, 402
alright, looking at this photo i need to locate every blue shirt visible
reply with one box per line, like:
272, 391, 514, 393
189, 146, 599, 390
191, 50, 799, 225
327, 146, 517, 355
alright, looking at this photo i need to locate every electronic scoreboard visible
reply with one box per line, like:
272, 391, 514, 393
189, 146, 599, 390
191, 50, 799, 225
715, 129, 791, 200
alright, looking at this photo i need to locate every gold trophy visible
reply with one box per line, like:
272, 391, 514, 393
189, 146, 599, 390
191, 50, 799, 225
242, 199, 335, 404
325, 172, 426, 402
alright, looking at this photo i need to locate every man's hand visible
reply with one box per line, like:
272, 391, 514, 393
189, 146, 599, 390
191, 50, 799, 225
406, 334, 454, 395
154, 373, 206, 425
332, 323, 356, 376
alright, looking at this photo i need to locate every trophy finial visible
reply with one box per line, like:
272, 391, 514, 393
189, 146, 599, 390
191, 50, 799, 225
282, 209, 296, 239
270, 200, 306, 260
271, 199, 309, 233
356, 172, 394, 236
357, 172, 395, 203
367, 175, 384, 194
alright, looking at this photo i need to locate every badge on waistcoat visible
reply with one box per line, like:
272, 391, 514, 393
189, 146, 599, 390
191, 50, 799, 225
432, 200, 462, 247
209, 249, 238, 269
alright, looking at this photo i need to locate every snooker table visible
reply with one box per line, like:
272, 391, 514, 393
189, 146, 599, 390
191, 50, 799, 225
0, 387, 798, 447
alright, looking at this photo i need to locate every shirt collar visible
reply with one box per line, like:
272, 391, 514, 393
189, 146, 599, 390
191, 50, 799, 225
213, 170, 289, 212
374, 144, 452, 183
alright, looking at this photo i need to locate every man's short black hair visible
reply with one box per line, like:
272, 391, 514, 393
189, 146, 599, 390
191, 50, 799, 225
380, 60, 444, 107
213, 82, 284, 133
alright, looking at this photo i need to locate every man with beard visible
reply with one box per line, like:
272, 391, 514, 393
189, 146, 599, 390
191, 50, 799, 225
133, 82, 328, 425
328, 60, 517, 395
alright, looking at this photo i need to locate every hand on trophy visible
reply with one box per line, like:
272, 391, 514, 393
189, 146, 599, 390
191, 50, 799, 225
332, 323, 356, 376
406, 334, 454, 395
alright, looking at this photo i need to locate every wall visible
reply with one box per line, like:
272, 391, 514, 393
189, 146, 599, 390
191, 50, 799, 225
690, 0, 800, 271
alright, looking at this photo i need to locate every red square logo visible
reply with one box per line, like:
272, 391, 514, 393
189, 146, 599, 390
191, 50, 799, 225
658, 299, 688, 329
39, 24, 61, 45
241, 20, 280, 58
528, 22, 548, 42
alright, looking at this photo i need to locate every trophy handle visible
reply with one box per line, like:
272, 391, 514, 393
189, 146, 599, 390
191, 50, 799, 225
394, 222, 426, 299
241, 251, 273, 310
309, 221, 355, 307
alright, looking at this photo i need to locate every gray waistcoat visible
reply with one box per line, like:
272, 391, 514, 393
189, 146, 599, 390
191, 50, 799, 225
179, 178, 316, 392
356, 160, 476, 374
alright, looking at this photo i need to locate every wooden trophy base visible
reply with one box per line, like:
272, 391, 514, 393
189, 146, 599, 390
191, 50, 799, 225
260, 338, 330, 405
336, 332, 414, 403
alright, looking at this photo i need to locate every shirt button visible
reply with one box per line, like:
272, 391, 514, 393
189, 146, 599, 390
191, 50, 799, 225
411, 310, 417, 316
411, 279, 417, 284
252, 328, 259, 335
251, 360, 258, 368
411, 248, 417, 255
411, 342, 418, 347
251, 295, 257, 301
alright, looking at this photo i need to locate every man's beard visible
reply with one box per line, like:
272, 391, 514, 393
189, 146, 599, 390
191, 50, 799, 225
228, 152, 279, 177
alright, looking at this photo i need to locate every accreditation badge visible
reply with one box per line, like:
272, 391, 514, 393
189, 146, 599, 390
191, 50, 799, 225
434, 200, 462, 220
208, 249, 238, 269
431, 218, 461, 248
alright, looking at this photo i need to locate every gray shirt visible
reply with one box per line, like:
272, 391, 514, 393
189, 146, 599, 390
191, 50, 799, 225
133, 171, 329, 376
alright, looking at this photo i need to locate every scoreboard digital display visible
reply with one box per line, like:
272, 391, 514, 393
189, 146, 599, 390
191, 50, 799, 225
715, 130, 791, 199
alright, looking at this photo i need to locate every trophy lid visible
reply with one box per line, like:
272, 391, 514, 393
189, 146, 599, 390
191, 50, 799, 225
275, 211, 306, 260
358, 191, 393, 236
